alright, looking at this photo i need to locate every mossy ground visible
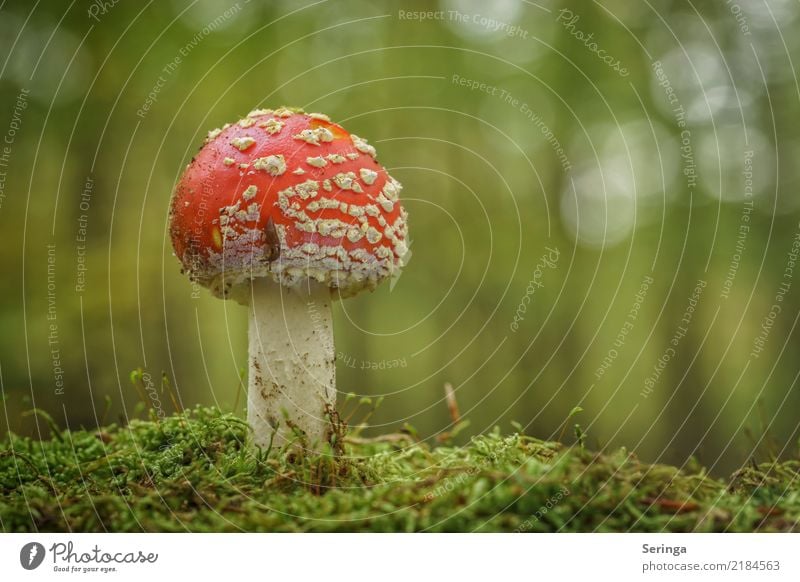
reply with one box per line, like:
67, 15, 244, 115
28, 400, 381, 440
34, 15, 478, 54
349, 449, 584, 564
1, 406, 798, 532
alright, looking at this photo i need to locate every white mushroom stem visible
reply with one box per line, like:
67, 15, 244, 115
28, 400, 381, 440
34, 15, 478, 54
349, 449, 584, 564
247, 278, 335, 451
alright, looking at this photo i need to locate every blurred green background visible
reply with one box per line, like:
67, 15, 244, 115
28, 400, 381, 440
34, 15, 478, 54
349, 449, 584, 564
1, 0, 799, 475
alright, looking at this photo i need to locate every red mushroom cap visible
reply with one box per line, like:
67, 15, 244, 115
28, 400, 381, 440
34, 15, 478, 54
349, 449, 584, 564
169, 107, 409, 300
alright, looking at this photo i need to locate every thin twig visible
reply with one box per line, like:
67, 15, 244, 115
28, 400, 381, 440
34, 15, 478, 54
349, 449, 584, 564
444, 382, 461, 424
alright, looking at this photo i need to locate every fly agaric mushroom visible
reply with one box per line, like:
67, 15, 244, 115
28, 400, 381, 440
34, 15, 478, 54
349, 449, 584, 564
169, 107, 408, 450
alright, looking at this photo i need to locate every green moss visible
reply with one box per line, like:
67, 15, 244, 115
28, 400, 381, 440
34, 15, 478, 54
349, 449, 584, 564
1, 406, 798, 532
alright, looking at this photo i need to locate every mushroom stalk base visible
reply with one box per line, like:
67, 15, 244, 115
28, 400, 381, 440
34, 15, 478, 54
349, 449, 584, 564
247, 279, 335, 451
